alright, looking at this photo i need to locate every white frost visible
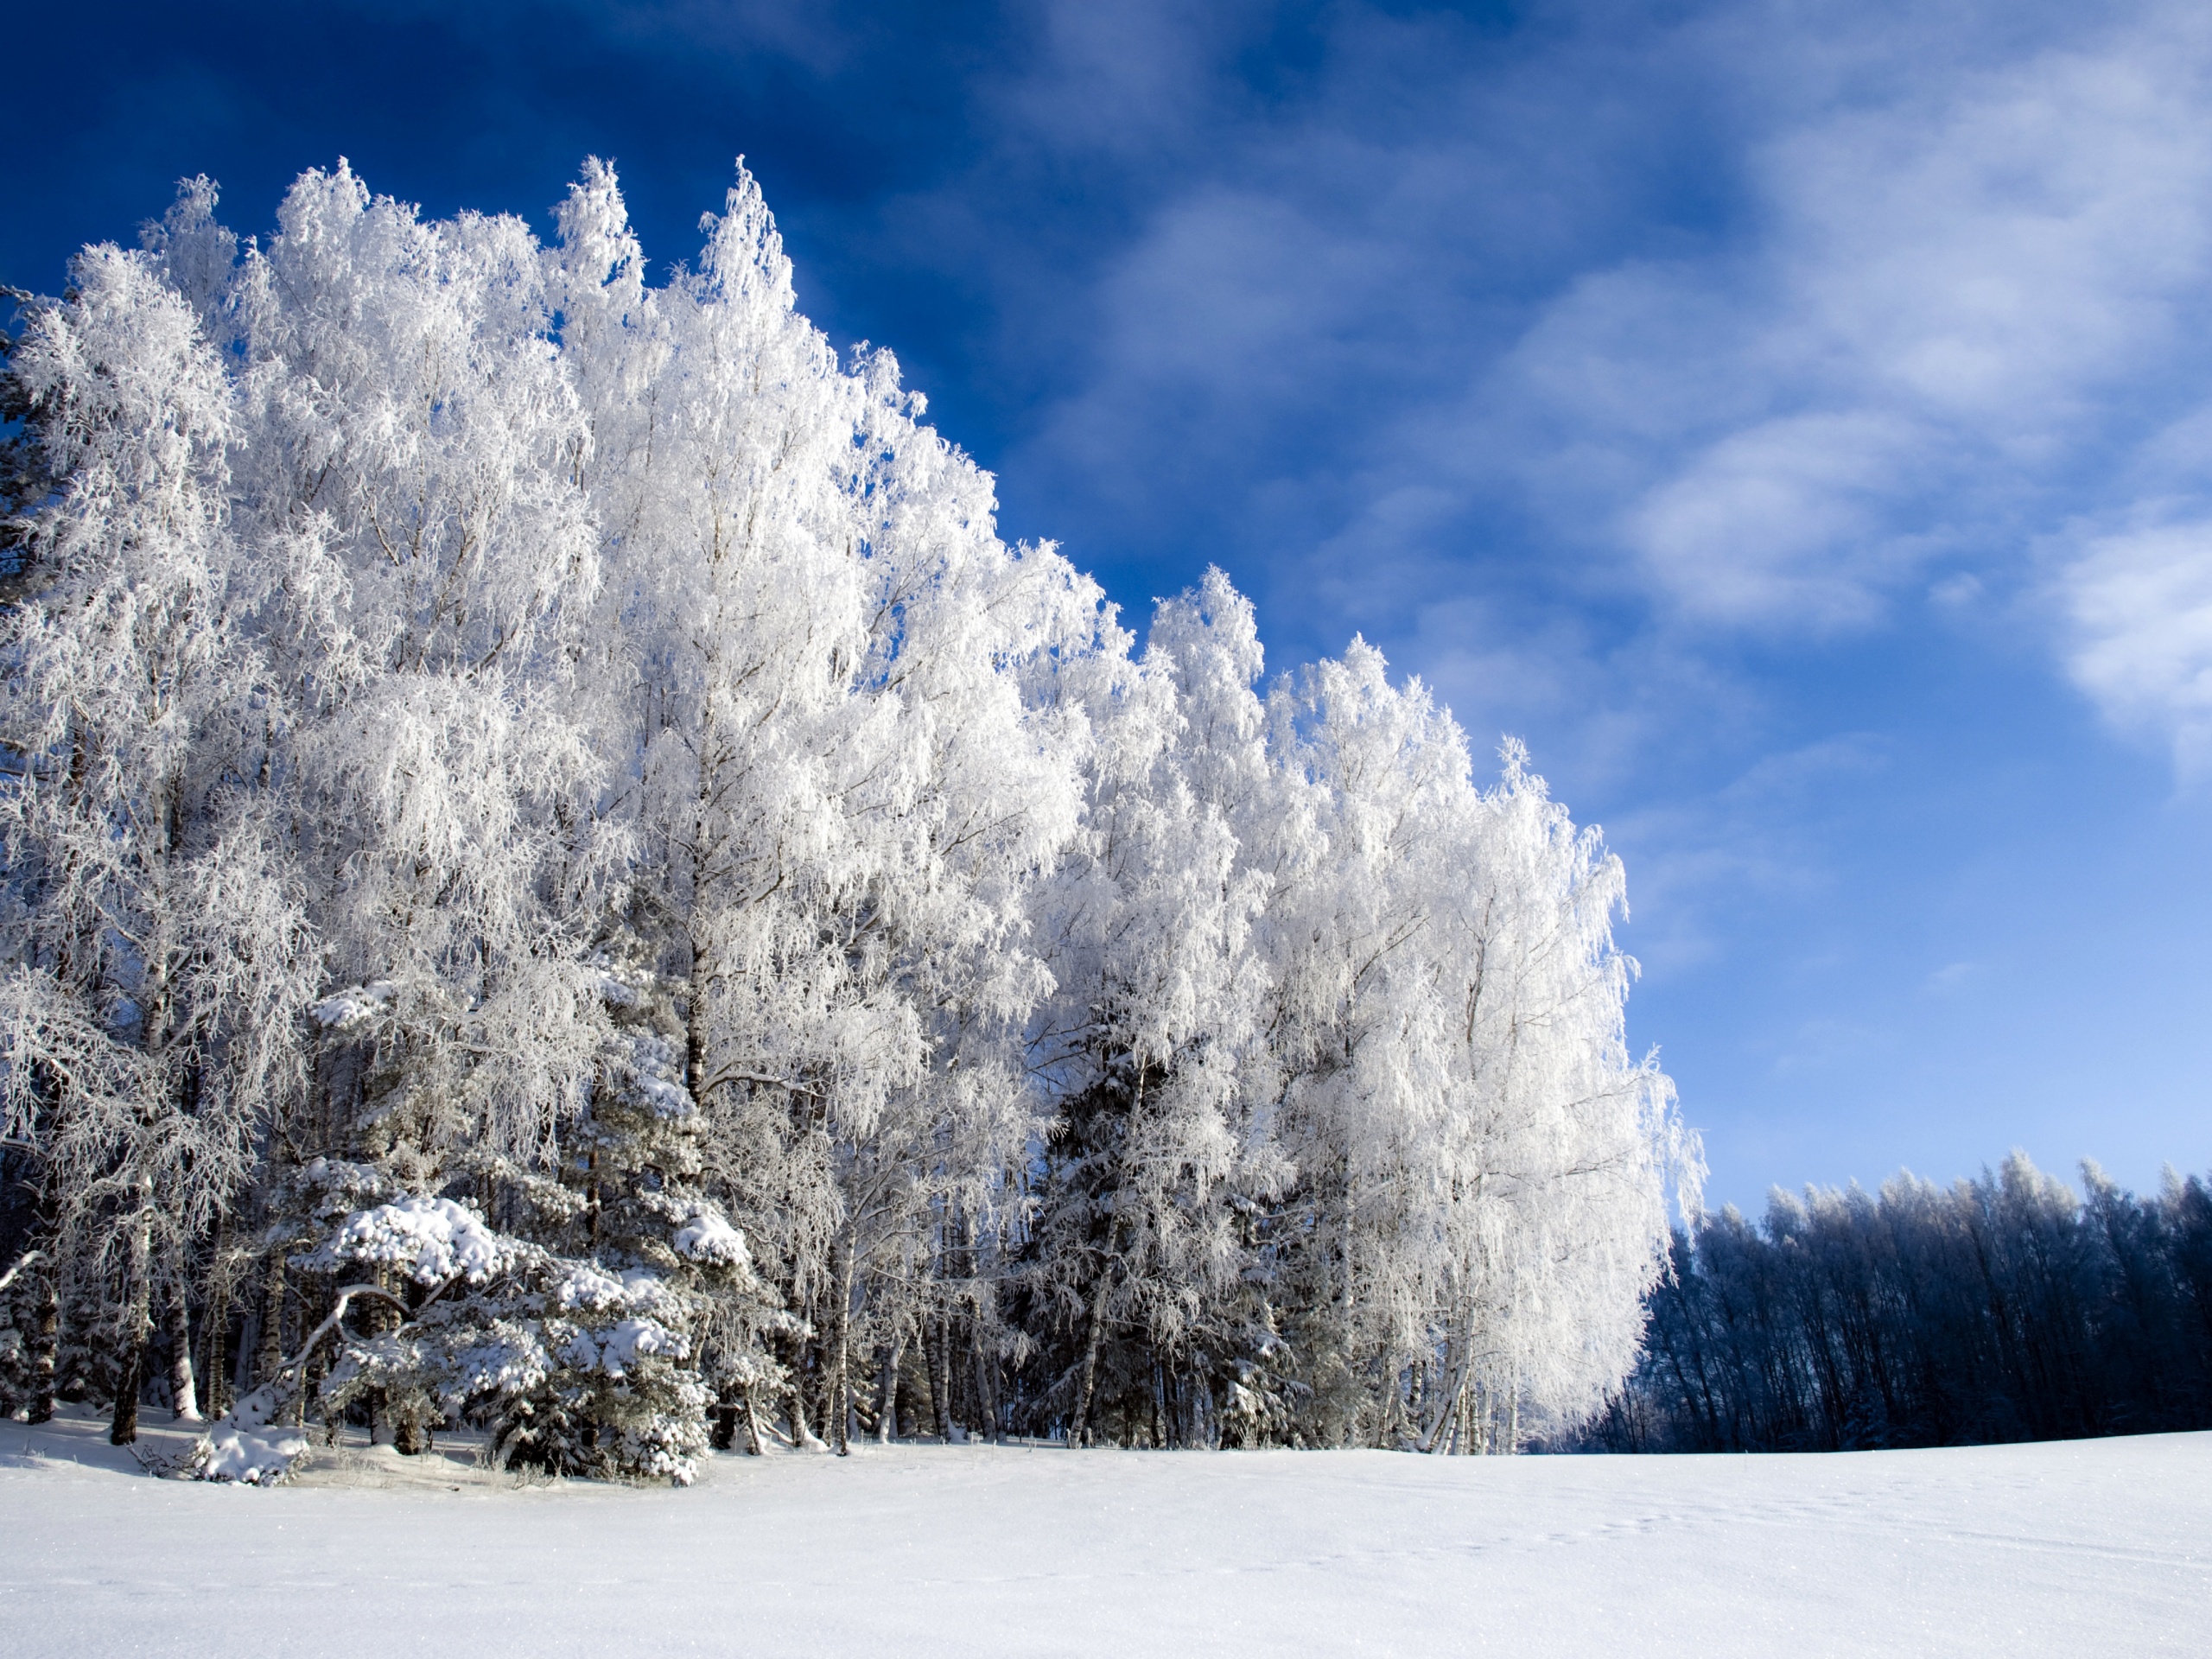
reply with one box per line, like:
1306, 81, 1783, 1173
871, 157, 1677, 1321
309, 979, 397, 1031
559, 1317, 687, 1377
672, 1208, 749, 1268
309, 1197, 511, 1286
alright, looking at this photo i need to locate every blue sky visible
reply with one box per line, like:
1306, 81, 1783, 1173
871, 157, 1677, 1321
11, 0, 2212, 1210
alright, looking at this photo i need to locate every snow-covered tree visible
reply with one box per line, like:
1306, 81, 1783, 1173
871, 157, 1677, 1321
1018, 570, 1278, 1446
0, 246, 313, 1444
0, 157, 1694, 1472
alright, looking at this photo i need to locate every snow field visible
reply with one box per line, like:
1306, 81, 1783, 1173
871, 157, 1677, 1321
3, 1413, 2205, 1656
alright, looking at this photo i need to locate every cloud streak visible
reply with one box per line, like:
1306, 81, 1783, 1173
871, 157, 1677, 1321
894, 1, 2212, 765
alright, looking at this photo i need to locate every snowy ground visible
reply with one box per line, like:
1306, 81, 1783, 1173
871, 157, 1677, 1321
2, 1409, 2204, 1656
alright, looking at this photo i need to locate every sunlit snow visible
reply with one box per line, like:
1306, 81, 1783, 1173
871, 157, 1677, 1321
3, 1410, 2203, 1657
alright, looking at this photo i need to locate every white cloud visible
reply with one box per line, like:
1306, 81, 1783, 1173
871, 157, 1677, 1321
876, 0, 2212, 779
1923, 960, 1980, 995
1624, 412, 1935, 627
1505, 3, 2212, 633
2061, 518, 2212, 768
986, 3, 2212, 715
1007, 0, 1262, 157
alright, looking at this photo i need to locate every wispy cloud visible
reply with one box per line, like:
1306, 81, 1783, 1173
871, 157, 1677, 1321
2060, 518, 2212, 769
1519, 4, 2212, 648
1924, 960, 1980, 995
906, 2, 2212, 769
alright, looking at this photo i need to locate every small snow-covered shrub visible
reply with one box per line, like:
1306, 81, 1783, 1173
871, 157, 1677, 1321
177, 1382, 311, 1485
305, 1197, 725, 1484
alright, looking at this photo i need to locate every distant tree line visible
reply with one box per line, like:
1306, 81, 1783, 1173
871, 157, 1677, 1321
1579, 1154, 2212, 1453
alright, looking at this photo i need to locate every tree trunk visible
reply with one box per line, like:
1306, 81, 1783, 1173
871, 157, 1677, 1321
296, 1302, 331, 1430
109, 1197, 154, 1446
1071, 1062, 1142, 1450
254, 1249, 286, 1389
367, 1271, 399, 1446
684, 935, 712, 1109
232, 1304, 258, 1401
928, 1310, 954, 1441
741, 1379, 766, 1456
877, 1325, 905, 1443
973, 1314, 1001, 1445
1419, 1319, 1474, 1453
199, 1219, 232, 1420
163, 1262, 200, 1421
961, 1209, 999, 1445
1070, 1261, 1114, 1448
25, 1262, 58, 1426
108, 1342, 143, 1446
829, 1230, 854, 1456
785, 1332, 824, 1451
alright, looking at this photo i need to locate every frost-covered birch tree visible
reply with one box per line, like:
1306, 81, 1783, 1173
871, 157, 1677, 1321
0, 248, 312, 1444
1021, 573, 1274, 1445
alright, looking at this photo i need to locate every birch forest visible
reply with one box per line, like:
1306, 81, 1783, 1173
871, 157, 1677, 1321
0, 161, 1694, 1484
